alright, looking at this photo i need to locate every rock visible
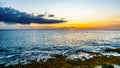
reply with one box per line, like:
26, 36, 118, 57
102, 64, 114, 68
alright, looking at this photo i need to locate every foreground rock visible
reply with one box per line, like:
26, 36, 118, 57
105, 48, 120, 53
102, 64, 114, 68
1, 54, 120, 68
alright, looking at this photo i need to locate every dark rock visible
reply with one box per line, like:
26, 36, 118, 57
102, 64, 114, 68
105, 48, 120, 53
0, 64, 4, 68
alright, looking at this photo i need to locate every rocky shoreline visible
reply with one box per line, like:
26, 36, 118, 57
1, 48, 120, 68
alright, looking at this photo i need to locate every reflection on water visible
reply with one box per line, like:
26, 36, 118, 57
0, 30, 120, 65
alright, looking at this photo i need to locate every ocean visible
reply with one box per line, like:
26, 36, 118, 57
0, 29, 120, 66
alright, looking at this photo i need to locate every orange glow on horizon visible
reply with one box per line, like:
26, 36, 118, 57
26, 20, 113, 29
16, 16, 120, 29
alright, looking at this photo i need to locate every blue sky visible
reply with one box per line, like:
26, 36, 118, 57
2, 0, 120, 20
0, 0, 120, 29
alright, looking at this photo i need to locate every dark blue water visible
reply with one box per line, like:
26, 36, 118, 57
0, 29, 120, 66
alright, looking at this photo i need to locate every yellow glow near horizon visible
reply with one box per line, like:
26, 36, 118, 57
27, 19, 111, 29
16, 16, 120, 29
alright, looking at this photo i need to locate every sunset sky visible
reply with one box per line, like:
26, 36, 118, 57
0, 0, 120, 29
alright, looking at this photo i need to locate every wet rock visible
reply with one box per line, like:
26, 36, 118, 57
105, 48, 120, 53
102, 64, 114, 68
0, 64, 4, 68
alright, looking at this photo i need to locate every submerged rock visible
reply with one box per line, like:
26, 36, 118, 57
0, 47, 9, 52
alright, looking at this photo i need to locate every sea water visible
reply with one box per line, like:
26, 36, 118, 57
0, 29, 120, 65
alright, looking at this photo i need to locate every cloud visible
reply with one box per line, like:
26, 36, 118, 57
110, 16, 120, 23
48, 14, 55, 17
0, 7, 66, 24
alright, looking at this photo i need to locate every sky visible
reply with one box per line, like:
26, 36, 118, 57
0, 0, 120, 29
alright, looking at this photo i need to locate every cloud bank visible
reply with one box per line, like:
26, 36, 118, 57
0, 7, 66, 24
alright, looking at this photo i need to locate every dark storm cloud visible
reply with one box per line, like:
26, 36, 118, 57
0, 7, 66, 24
37, 14, 45, 17
48, 14, 55, 17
